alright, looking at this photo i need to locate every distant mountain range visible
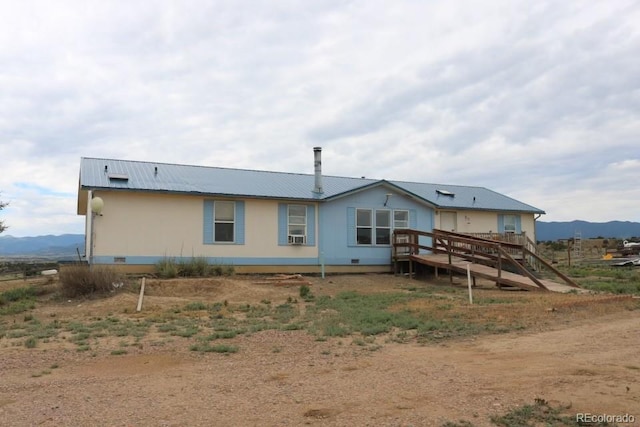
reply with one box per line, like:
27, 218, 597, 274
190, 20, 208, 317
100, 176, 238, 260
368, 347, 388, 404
537, 221, 640, 241
0, 234, 85, 258
0, 221, 638, 258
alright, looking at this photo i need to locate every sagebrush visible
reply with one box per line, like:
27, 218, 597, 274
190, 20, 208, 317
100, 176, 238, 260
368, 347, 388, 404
59, 265, 123, 297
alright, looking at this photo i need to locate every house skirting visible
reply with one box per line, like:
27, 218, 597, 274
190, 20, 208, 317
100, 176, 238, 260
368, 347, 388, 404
88, 255, 393, 274
78, 263, 391, 275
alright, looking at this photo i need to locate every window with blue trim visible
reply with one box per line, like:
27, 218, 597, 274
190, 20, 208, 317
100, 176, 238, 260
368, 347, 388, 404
214, 201, 235, 242
204, 200, 244, 245
287, 204, 307, 244
355, 208, 409, 246
356, 209, 372, 245
278, 203, 315, 246
503, 214, 517, 234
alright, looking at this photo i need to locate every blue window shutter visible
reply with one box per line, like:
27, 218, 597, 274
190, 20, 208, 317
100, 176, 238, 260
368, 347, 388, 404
235, 201, 245, 245
278, 203, 287, 246
515, 215, 522, 234
347, 207, 355, 246
497, 214, 505, 233
203, 200, 214, 244
409, 209, 417, 229
306, 205, 316, 246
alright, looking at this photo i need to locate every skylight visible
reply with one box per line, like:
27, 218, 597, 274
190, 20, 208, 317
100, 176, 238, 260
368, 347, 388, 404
436, 189, 455, 197
108, 173, 129, 181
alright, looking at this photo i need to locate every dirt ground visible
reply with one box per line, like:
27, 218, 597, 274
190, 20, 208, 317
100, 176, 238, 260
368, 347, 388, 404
1, 274, 639, 426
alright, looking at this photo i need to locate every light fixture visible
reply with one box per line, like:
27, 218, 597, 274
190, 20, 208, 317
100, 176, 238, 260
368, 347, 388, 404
90, 197, 104, 215
384, 193, 393, 206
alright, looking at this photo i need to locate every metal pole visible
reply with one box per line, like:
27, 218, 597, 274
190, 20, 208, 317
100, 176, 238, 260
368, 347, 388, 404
89, 212, 95, 268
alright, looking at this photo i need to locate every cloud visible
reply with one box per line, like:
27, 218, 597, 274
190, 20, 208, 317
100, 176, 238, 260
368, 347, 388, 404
0, 0, 639, 236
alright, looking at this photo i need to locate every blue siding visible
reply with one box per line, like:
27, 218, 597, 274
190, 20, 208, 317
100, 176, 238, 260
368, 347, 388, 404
306, 205, 316, 246
319, 185, 434, 265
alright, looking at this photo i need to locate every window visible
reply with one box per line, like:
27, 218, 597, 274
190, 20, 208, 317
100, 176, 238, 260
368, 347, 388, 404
503, 214, 517, 234
214, 201, 235, 242
278, 204, 315, 246
288, 205, 307, 244
376, 210, 391, 245
394, 210, 409, 229
356, 209, 372, 245
353, 209, 410, 246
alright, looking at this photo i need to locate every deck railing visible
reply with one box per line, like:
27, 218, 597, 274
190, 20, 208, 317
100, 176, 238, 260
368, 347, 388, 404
465, 232, 541, 271
392, 228, 579, 289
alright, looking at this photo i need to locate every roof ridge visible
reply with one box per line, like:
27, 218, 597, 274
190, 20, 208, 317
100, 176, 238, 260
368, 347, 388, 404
389, 178, 489, 190
81, 157, 378, 181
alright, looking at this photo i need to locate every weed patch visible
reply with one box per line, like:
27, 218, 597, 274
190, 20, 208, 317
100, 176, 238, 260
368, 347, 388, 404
190, 343, 238, 353
490, 398, 611, 426
0, 286, 38, 315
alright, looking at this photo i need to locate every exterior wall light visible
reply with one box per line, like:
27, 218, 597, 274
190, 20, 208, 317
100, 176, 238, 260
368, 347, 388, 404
90, 196, 104, 215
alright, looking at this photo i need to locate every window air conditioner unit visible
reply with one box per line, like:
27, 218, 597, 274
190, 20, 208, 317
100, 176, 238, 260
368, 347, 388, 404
288, 235, 306, 245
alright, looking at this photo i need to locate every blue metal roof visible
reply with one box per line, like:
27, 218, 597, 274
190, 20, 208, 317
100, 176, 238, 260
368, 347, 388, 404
386, 180, 544, 213
79, 157, 544, 213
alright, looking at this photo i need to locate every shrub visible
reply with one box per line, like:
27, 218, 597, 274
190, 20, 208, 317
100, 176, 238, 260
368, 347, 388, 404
158, 257, 234, 278
59, 265, 123, 297
299, 285, 314, 301
190, 343, 238, 353
299, 285, 311, 298
179, 257, 210, 277
184, 301, 208, 311
155, 258, 179, 278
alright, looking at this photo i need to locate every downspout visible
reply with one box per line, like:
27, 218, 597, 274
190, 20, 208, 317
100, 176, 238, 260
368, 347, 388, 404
534, 213, 543, 243
87, 190, 93, 265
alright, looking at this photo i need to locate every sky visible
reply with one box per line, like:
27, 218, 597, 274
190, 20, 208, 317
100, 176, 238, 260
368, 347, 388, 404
1, 0, 639, 237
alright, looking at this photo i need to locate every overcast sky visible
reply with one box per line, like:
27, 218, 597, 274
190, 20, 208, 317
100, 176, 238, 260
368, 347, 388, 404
1, 0, 639, 237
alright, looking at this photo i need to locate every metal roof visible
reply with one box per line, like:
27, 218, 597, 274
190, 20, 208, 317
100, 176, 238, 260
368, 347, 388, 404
386, 180, 544, 213
79, 157, 544, 214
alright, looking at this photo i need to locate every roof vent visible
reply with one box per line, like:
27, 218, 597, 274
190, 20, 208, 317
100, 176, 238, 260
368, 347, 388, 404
436, 189, 455, 197
108, 173, 129, 181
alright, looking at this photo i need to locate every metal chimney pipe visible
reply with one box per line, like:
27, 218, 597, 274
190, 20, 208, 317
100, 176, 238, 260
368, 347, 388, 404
313, 147, 323, 194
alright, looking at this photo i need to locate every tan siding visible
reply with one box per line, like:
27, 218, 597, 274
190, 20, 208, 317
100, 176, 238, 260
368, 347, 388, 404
91, 191, 318, 259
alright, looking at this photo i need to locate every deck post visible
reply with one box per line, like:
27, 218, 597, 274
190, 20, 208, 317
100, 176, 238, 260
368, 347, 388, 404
447, 238, 453, 284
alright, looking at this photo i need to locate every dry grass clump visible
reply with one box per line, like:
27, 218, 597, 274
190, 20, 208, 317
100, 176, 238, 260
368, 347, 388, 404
58, 264, 123, 297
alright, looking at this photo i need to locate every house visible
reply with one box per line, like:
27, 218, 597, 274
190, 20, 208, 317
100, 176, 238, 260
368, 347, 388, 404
77, 148, 545, 273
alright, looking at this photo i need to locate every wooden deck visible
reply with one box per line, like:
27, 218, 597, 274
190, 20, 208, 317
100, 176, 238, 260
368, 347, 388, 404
393, 229, 582, 293
410, 254, 579, 293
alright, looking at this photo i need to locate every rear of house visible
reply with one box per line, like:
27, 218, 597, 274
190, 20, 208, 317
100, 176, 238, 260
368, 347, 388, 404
77, 148, 544, 273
